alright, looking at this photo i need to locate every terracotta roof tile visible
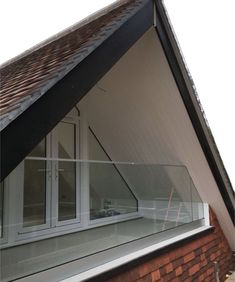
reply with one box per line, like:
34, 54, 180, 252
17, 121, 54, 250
0, 0, 145, 130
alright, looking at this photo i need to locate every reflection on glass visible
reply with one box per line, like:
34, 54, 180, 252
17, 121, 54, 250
0, 182, 3, 237
89, 129, 138, 220
191, 179, 204, 221
58, 122, 76, 221
23, 139, 46, 227
89, 163, 138, 220
119, 164, 194, 228
1, 159, 205, 282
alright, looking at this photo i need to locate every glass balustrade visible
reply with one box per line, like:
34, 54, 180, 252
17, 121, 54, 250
0, 159, 204, 281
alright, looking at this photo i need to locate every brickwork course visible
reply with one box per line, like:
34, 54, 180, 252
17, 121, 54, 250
105, 208, 234, 282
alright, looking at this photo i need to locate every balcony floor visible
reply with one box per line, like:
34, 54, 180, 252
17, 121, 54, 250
1, 218, 183, 281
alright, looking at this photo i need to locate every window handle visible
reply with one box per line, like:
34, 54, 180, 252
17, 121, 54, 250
55, 166, 65, 179
55, 165, 64, 178
37, 168, 51, 172
37, 168, 52, 179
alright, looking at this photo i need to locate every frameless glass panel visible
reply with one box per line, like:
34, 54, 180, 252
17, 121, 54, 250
57, 122, 76, 221
23, 139, 46, 227
121, 164, 194, 229
29, 139, 46, 157
0, 182, 4, 237
89, 163, 138, 220
191, 179, 204, 221
1, 161, 205, 282
89, 129, 138, 220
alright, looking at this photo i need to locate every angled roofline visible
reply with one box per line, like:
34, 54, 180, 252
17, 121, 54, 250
0, 0, 153, 181
0, 0, 148, 132
154, 0, 234, 224
0, 0, 129, 69
0, 0, 234, 224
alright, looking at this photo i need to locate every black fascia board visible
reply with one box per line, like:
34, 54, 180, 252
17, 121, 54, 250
154, 0, 235, 224
0, 0, 153, 181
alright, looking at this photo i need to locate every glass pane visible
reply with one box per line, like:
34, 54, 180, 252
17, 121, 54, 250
23, 140, 46, 227
0, 182, 3, 237
121, 164, 193, 229
58, 122, 76, 221
1, 161, 205, 282
191, 179, 204, 221
89, 129, 138, 220
29, 139, 46, 157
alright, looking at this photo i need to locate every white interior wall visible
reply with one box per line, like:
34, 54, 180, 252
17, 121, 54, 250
89, 129, 137, 213
79, 27, 235, 248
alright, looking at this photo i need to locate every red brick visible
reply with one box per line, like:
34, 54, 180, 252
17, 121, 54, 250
159, 267, 166, 276
198, 273, 205, 281
202, 240, 217, 253
200, 259, 207, 267
152, 255, 170, 269
210, 253, 216, 260
163, 271, 175, 281
136, 274, 152, 282
205, 274, 214, 282
206, 267, 214, 276
106, 207, 234, 282
194, 248, 202, 257
183, 278, 192, 282
200, 253, 206, 260
168, 251, 180, 261
172, 257, 183, 268
127, 268, 140, 281
165, 263, 173, 273
160, 255, 170, 266
138, 265, 149, 278
183, 252, 195, 263
215, 249, 221, 258
171, 278, 180, 282
151, 270, 160, 281
188, 264, 200, 276
175, 266, 183, 276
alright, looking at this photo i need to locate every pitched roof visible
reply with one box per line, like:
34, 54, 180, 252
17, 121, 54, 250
0, 0, 143, 131
0, 0, 153, 182
0, 0, 234, 223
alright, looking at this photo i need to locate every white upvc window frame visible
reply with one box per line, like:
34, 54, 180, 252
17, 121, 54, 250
0, 106, 140, 248
0, 181, 9, 245
51, 116, 81, 228
17, 136, 52, 235
12, 112, 82, 242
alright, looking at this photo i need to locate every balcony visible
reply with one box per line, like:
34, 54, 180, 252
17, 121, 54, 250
0, 158, 206, 281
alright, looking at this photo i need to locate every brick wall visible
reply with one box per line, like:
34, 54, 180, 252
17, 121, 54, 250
105, 208, 234, 282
